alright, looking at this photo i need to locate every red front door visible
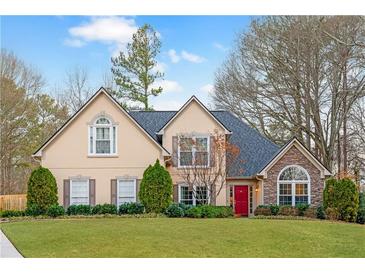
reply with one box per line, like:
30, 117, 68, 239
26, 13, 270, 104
234, 185, 249, 216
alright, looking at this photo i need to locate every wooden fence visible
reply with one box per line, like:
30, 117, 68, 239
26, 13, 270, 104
0, 194, 27, 211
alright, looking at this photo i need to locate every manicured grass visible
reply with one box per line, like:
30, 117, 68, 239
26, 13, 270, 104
1, 218, 364, 257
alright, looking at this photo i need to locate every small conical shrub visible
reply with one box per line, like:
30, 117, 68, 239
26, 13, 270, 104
27, 166, 58, 212
139, 159, 173, 213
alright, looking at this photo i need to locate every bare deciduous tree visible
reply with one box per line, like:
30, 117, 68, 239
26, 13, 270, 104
213, 16, 365, 173
61, 66, 92, 114
174, 130, 241, 205
0, 49, 69, 194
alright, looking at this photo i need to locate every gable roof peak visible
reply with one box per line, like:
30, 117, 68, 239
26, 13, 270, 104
156, 94, 231, 134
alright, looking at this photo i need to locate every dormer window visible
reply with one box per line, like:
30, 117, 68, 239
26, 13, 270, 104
89, 116, 117, 156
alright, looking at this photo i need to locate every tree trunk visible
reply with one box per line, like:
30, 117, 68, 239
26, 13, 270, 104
342, 60, 348, 172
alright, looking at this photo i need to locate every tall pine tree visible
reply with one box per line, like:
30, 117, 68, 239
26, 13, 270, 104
111, 24, 163, 110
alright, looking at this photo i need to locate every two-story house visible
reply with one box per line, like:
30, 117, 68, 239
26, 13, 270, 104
33, 88, 331, 216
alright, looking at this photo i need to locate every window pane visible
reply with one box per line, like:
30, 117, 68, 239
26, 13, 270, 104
279, 166, 308, 181
180, 186, 193, 205
295, 184, 308, 195
89, 127, 93, 154
112, 127, 116, 153
196, 186, 208, 205
279, 184, 292, 195
96, 118, 110, 124
195, 152, 208, 166
96, 140, 110, 153
295, 196, 308, 205
249, 186, 253, 214
118, 180, 135, 206
196, 138, 208, 152
180, 138, 193, 151
180, 152, 193, 166
96, 127, 110, 139
71, 180, 89, 205
279, 196, 292, 205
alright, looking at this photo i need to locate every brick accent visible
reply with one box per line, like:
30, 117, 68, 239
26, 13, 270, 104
263, 145, 324, 206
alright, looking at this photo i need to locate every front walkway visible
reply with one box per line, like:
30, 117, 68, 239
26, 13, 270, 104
0, 230, 23, 258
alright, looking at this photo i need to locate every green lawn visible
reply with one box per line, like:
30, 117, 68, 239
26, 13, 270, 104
1, 218, 364, 258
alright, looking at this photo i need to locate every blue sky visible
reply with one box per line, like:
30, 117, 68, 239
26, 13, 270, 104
1, 16, 252, 109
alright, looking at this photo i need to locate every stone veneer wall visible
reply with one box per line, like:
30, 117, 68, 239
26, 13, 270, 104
263, 145, 324, 206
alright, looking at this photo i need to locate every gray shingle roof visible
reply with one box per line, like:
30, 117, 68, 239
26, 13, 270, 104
129, 110, 280, 177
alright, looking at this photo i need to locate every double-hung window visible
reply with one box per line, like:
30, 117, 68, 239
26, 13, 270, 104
178, 185, 209, 205
277, 165, 310, 206
117, 179, 136, 206
89, 117, 117, 155
70, 179, 89, 205
178, 136, 209, 167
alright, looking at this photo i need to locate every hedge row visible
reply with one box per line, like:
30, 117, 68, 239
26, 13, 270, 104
165, 203, 234, 218
254, 204, 325, 219
0, 203, 145, 218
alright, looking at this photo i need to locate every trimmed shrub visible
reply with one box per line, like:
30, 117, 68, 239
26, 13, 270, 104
165, 203, 184, 217
278, 206, 299, 216
185, 206, 202, 218
269, 204, 280, 216
0, 210, 25, 218
66, 204, 92, 215
295, 203, 310, 216
139, 160, 173, 213
46, 204, 65, 217
199, 205, 234, 218
255, 204, 281, 216
178, 203, 192, 212
303, 207, 317, 218
118, 202, 145, 215
323, 178, 359, 222
316, 205, 326, 219
254, 207, 272, 216
325, 207, 340, 220
27, 166, 58, 212
357, 193, 365, 225
25, 204, 43, 216
92, 204, 117, 215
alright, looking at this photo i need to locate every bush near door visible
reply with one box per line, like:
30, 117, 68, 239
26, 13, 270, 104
323, 178, 359, 222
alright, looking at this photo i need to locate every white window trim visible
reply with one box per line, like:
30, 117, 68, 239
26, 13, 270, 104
88, 117, 118, 157
178, 184, 210, 206
70, 179, 90, 206
117, 178, 137, 206
177, 135, 210, 168
276, 165, 311, 206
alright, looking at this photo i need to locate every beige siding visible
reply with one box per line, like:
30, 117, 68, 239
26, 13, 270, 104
41, 92, 163, 205
163, 100, 227, 205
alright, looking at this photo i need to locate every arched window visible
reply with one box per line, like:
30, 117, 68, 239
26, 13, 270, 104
277, 165, 310, 206
89, 116, 117, 155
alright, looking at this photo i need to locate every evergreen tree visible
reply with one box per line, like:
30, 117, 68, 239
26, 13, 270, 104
139, 160, 172, 213
111, 24, 164, 110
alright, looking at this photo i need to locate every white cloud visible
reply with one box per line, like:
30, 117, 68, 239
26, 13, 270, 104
152, 99, 184, 110
152, 80, 183, 93
213, 42, 228, 51
168, 49, 180, 63
168, 49, 205, 64
152, 62, 167, 74
199, 84, 215, 94
65, 16, 138, 52
63, 38, 86, 48
181, 50, 205, 63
